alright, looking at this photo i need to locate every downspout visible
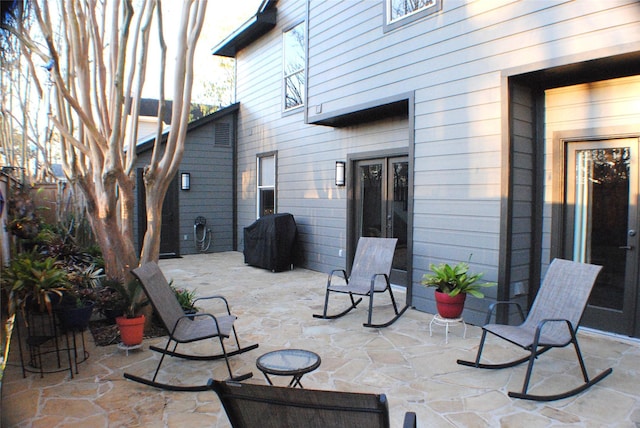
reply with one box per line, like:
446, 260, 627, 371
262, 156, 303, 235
303, 0, 310, 124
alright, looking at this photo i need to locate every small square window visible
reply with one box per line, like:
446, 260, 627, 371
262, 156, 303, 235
384, 0, 442, 31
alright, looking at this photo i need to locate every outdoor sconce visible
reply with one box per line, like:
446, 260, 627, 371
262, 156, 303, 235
181, 172, 191, 191
335, 161, 346, 186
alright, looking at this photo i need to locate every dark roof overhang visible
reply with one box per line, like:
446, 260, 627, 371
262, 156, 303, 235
135, 103, 240, 154
309, 97, 410, 128
211, 0, 278, 58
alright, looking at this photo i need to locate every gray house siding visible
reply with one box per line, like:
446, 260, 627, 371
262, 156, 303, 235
178, 119, 235, 254
133, 107, 237, 256
222, 0, 640, 327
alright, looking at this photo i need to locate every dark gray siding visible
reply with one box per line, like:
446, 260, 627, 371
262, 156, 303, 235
134, 114, 235, 256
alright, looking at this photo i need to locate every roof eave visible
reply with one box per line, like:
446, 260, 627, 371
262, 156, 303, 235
211, 6, 277, 58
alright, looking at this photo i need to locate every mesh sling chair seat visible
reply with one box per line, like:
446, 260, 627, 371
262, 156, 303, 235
124, 262, 259, 391
457, 258, 613, 401
313, 237, 409, 328
209, 379, 417, 428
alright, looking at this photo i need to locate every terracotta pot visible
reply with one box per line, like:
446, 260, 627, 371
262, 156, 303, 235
116, 314, 145, 346
434, 291, 466, 319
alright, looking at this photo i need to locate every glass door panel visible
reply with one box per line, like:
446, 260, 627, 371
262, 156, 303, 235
354, 156, 409, 286
390, 158, 408, 275
565, 139, 638, 334
359, 162, 384, 237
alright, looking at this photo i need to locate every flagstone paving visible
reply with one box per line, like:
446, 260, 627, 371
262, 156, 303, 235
2, 252, 640, 427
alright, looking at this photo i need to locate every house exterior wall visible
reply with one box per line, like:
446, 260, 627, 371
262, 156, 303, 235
231, 0, 640, 324
543, 75, 640, 259
134, 113, 236, 256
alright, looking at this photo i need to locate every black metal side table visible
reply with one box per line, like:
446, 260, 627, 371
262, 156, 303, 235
256, 349, 321, 388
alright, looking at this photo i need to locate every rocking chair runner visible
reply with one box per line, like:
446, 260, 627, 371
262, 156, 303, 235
313, 237, 409, 328
124, 262, 259, 392
457, 258, 613, 401
209, 379, 417, 428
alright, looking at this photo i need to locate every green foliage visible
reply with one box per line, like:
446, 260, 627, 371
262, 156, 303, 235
64, 263, 105, 307
93, 278, 126, 315
421, 259, 496, 298
6, 187, 41, 241
170, 282, 198, 312
1, 250, 70, 314
108, 279, 148, 318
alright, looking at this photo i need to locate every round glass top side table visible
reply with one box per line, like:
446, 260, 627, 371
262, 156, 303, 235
256, 349, 321, 388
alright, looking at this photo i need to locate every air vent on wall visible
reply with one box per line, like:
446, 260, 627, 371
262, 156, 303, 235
215, 123, 231, 146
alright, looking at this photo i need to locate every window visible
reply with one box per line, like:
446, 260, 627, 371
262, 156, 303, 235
257, 153, 276, 217
283, 22, 305, 111
384, 0, 441, 30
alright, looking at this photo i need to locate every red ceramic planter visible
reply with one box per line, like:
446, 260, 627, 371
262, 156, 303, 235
434, 291, 466, 319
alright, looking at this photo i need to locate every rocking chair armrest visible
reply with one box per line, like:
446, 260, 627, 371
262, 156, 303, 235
535, 318, 574, 333
327, 269, 348, 287
532, 318, 574, 348
369, 273, 390, 293
194, 295, 231, 314
484, 301, 525, 324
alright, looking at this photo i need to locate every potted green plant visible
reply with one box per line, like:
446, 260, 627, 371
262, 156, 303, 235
94, 279, 127, 323
56, 264, 104, 332
111, 280, 148, 346
421, 259, 496, 319
170, 282, 199, 315
2, 251, 70, 317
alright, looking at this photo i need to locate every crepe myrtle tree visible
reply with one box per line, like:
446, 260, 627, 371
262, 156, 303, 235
1, 1, 207, 285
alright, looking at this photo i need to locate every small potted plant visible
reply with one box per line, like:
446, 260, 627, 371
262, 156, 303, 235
111, 280, 148, 346
56, 264, 104, 332
94, 280, 127, 324
2, 251, 70, 317
170, 282, 199, 315
421, 258, 496, 319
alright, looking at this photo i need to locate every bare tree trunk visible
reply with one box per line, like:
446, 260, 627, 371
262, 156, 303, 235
3, 1, 208, 326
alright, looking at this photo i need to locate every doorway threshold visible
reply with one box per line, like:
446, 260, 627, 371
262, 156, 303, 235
581, 327, 640, 344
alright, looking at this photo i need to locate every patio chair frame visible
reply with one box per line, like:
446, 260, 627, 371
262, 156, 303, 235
124, 262, 258, 392
457, 258, 613, 401
313, 237, 409, 328
209, 379, 417, 428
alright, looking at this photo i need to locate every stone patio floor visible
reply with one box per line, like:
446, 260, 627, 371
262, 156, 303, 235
2, 252, 640, 427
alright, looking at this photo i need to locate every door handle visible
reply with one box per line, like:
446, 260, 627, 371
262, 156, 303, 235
619, 245, 634, 250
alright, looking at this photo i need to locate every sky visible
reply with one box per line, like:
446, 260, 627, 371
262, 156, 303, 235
142, 1, 262, 103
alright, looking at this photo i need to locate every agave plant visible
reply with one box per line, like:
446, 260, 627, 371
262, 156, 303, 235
109, 279, 148, 318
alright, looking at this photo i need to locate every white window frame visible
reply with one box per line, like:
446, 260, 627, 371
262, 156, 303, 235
283, 21, 305, 112
384, 0, 442, 32
257, 152, 276, 218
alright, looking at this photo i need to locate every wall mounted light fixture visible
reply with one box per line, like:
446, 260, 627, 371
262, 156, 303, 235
335, 161, 346, 186
181, 172, 191, 191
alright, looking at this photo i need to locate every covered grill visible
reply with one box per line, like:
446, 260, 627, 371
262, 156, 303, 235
243, 213, 298, 272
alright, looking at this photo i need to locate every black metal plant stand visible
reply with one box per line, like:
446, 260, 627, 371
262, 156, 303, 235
15, 307, 89, 378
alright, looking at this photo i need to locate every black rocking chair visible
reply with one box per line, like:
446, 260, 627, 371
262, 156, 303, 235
123, 262, 258, 391
209, 379, 417, 428
313, 237, 409, 328
457, 258, 613, 401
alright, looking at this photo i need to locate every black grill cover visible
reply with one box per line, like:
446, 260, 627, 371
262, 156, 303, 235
243, 213, 298, 272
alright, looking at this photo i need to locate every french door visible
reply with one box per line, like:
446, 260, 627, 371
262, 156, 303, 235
564, 139, 639, 335
354, 156, 409, 286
